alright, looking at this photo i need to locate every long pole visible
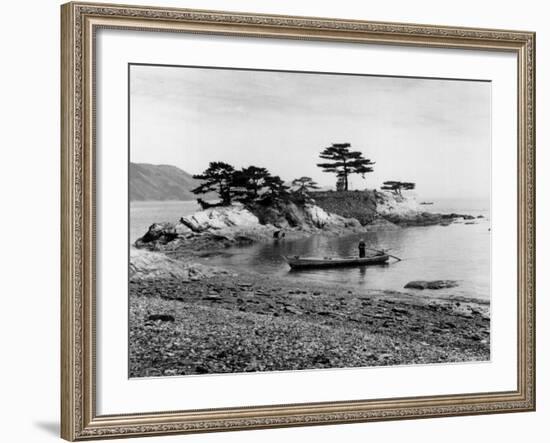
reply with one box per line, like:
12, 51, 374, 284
365, 247, 402, 262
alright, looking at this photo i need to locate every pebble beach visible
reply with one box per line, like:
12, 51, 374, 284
129, 269, 490, 377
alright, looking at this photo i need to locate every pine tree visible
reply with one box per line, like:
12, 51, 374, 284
291, 176, 320, 195
233, 166, 272, 202
381, 181, 416, 196
192, 161, 236, 205
262, 175, 290, 203
317, 143, 375, 190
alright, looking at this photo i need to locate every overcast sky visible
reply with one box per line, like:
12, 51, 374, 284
130, 64, 491, 201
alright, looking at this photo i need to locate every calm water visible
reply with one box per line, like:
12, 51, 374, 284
130, 198, 491, 301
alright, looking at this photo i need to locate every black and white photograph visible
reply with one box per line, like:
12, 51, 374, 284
2, 0, 543, 440
128, 64, 491, 378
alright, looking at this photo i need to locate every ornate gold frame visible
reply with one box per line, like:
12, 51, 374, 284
61, 2, 536, 440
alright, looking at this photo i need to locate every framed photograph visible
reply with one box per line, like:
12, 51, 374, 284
61, 2, 536, 440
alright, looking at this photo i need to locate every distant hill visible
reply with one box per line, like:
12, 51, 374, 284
130, 163, 216, 201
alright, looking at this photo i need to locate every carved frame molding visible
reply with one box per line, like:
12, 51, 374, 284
61, 2, 535, 440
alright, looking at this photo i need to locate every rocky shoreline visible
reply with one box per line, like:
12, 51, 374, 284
129, 191, 489, 377
129, 253, 490, 377
134, 202, 369, 252
134, 191, 481, 253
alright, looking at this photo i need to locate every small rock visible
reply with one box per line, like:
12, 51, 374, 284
392, 307, 409, 315
203, 294, 221, 301
284, 306, 303, 315
457, 313, 474, 319
313, 291, 321, 296
147, 314, 175, 322
404, 280, 459, 290
313, 355, 331, 365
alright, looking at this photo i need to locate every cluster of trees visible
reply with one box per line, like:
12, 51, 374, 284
317, 143, 415, 196
192, 143, 414, 205
192, 162, 320, 207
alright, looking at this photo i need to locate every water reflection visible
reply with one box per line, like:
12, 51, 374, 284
203, 222, 491, 301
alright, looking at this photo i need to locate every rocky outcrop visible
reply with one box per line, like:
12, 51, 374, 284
375, 191, 443, 226
179, 205, 261, 232
134, 203, 363, 251
303, 204, 361, 229
249, 201, 361, 231
375, 192, 475, 226
375, 191, 421, 219
134, 191, 477, 252
244, 201, 306, 228
135, 205, 277, 251
129, 248, 230, 281
137, 222, 193, 246
311, 190, 378, 225
383, 211, 476, 227
313, 190, 475, 227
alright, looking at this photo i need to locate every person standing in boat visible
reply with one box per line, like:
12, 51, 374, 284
358, 239, 366, 258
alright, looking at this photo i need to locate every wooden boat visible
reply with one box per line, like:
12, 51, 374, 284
284, 253, 390, 269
